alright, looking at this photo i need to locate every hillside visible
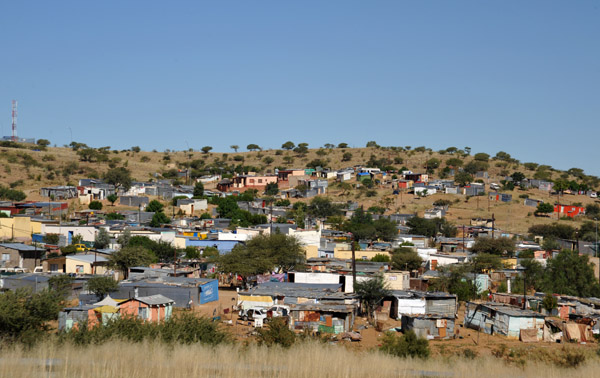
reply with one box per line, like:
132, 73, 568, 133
0, 141, 598, 236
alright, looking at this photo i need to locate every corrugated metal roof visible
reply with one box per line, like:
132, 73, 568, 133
68, 254, 108, 263
0, 243, 39, 251
136, 294, 175, 305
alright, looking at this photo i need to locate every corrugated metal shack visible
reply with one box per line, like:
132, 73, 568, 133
464, 302, 546, 340
238, 282, 354, 306
389, 290, 457, 319
401, 314, 455, 339
80, 277, 219, 308
289, 303, 355, 334
0, 273, 50, 292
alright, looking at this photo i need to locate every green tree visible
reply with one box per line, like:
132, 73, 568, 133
542, 293, 558, 313
281, 141, 295, 150
293, 143, 309, 155
201, 146, 212, 154
354, 274, 390, 322
374, 218, 398, 241
380, 330, 430, 359
89, 200, 103, 210
230, 145, 239, 152
446, 158, 463, 168
265, 182, 279, 196
104, 167, 132, 192
470, 253, 503, 273
247, 144, 261, 151
36, 139, 50, 147
0, 288, 62, 345
48, 275, 74, 298
77, 148, 99, 162
107, 194, 118, 206
366, 141, 379, 148
307, 197, 342, 219
371, 254, 391, 262
454, 172, 472, 186
535, 202, 554, 216
256, 317, 296, 348
86, 276, 119, 299
391, 247, 423, 271
337, 143, 348, 148
193, 181, 204, 197
117, 228, 131, 246
43, 233, 60, 245
94, 228, 111, 249
109, 245, 156, 278
542, 250, 600, 297
342, 152, 353, 162
146, 200, 164, 213
406, 217, 456, 238
470, 237, 515, 256
150, 212, 171, 227
218, 234, 304, 284
473, 152, 490, 162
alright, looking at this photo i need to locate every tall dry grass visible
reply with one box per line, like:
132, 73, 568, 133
0, 340, 597, 378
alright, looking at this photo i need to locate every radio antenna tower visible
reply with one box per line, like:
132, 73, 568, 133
11, 100, 17, 142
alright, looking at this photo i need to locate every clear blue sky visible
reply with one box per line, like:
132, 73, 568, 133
1, 1, 599, 175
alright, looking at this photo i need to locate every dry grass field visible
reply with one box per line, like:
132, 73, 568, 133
0, 340, 598, 378
0, 143, 597, 235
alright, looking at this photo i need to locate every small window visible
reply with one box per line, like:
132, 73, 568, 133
2, 253, 10, 261
139, 307, 148, 320
50, 264, 58, 272
258, 179, 263, 183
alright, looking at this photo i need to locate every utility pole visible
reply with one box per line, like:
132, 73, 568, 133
522, 269, 527, 310
491, 213, 495, 239
595, 218, 598, 258
351, 233, 356, 293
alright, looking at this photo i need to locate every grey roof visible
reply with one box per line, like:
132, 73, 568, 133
472, 302, 546, 318
0, 273, 51, 282
390, 290, 457, 300
288, 303, 355, 313
67, 254, 109, 263
241, 282, 344, 299
136, 294, 175, 305
0, 243, 39, 251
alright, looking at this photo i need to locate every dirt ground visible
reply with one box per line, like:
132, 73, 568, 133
205, 288, 598, 356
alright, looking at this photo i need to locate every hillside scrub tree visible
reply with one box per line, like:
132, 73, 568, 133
464, 161, 489, 175
230, 145, 239, 152
94, 228, 111, 249
0, 185, 27, 201
86, 276, 119, 299
454, 172, 472, 186
534, 202, 554, 216
293, 143, 309, 155
528, 223, 576, 240
406, 217, 457, 238
104, 167, 132, 192
473, 153, 490, 162
541, 250, 600, 297
36, 139, 51, 147
109, 245, 156, 278
354, 274, 390, 322
131, 146, 141, 153
445, 158, 463, 168
342, 152, 353, 162
247, 144, 261, 151
281, 141, 295, 150
470, 237, 515, 256
43, 233, 60, 245
193, 181, 204, 197
263, 156, 274, 165
366, 141, 379, 148
201, 146, 212, 154
337, 143, 348, 148
391, 247, 423, 271
146, 200, 164, 213
107, 194, 118, 206
89, 201, 103, 210
117, 228, 131, 246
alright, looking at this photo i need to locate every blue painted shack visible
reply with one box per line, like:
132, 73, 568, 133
91, 277, 219, 308
464, 302, 545, 340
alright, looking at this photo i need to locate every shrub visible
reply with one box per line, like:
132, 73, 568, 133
89, 201, 103, 210
256, 318, 296, 348
379, 330, 430, 359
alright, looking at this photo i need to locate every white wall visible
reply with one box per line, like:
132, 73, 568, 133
42, 225, 97, 242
